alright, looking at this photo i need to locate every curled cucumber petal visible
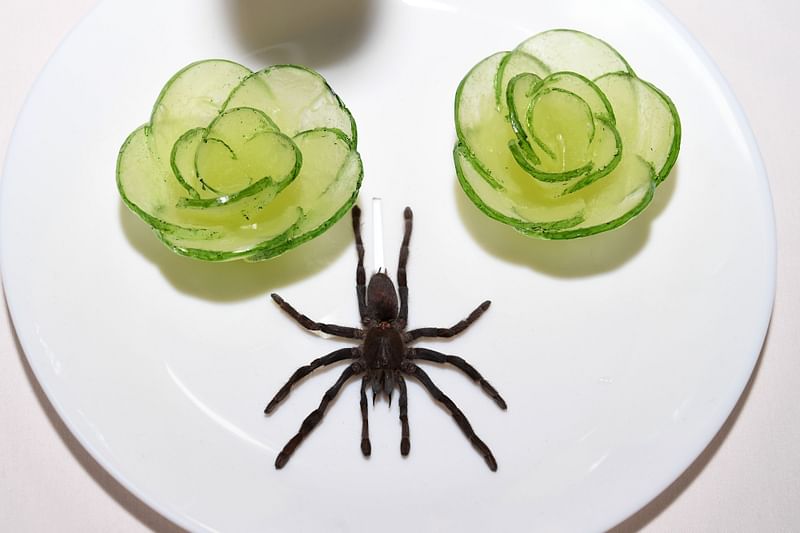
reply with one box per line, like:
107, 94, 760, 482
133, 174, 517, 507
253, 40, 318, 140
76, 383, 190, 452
454, 29, 680, 239
118, 61, 363, 261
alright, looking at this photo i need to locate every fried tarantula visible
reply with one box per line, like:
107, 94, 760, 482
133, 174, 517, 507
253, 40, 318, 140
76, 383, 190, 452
266, 206, 506, 470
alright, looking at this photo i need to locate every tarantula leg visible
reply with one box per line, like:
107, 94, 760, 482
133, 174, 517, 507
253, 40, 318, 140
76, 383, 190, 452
396, 207, 413, 328
351, 206, 368, 323
360, 376, 371, 456
271, 293, 364, 339
407, 364, 498, 471
408, 347, 507, 409
265, 347, 360, 414
398, 374, 410, 456
275, 362, 362, 469
405, 300, 491, 341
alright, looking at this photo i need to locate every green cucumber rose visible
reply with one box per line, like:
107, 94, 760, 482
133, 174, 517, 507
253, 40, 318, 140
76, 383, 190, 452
117, 60, 362, 261
455, 29, 681, 239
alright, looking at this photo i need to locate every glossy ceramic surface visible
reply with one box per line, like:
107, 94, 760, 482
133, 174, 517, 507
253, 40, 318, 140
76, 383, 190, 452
0, 0, 774, 530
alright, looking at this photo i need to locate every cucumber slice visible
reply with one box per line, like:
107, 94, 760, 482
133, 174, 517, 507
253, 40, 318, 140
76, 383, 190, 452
160, 129, 363, 261
515, 29, 633, 79
529, 88, 595, 174
223, 65, 357, 144
456, 52, 561, 193
534, 71, 616, 122
594, 72, 680, 184
456, 141, 655, 239
118, 125, 218, 239
170, 127, 207, 199
455, 143, 586, 231
562, 116, 622, 194
505, 72, 623, 191
118, 61, 362, 261
189, 107, 298, 204
506, 71, 621, 178
186, 130, 301, 208
149, 60, 252, 164
169, 107, 300, 209
454, 29, 680, 239
506, 73, 543, 165
120, 124, 296, 232
494, 51, 549, 111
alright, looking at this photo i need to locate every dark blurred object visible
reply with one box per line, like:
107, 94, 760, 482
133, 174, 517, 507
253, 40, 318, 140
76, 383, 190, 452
228, 0, 374, 66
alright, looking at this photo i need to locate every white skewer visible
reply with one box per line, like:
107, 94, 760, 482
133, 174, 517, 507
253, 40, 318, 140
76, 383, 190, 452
372, 197, 385, 273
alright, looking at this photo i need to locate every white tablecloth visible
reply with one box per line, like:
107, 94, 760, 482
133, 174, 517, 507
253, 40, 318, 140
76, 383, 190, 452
1, 1, 798, 530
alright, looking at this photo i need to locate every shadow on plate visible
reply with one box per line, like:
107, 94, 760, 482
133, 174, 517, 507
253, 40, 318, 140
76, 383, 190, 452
225, 0, 375, 67
118, 203, 355, 301
454, 163, 680, 278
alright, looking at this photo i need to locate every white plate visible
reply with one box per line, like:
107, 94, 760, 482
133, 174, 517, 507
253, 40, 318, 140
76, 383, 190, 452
0, 0, 775, 531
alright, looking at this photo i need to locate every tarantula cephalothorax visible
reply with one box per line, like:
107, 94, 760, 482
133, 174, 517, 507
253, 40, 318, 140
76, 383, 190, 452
266, 206, 506, 471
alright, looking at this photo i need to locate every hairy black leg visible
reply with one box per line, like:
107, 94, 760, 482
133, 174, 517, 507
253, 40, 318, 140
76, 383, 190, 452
395, 207, 413, 328
265, 347, 360, 414
360, 376, 371, 456
352, 206, 368, 323
271, 293, 364, 339
405, 300, 491, 341
275, 362, 361, 469
408, 347, 506, 409
398, 374, 410, 455
406, 364, 497, 471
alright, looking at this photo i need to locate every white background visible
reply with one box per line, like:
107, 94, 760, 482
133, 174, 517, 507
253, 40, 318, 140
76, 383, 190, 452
0, 0, 798, 531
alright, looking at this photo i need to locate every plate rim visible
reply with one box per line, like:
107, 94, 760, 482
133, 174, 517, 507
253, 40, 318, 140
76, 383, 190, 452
0, 0, 777, 530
